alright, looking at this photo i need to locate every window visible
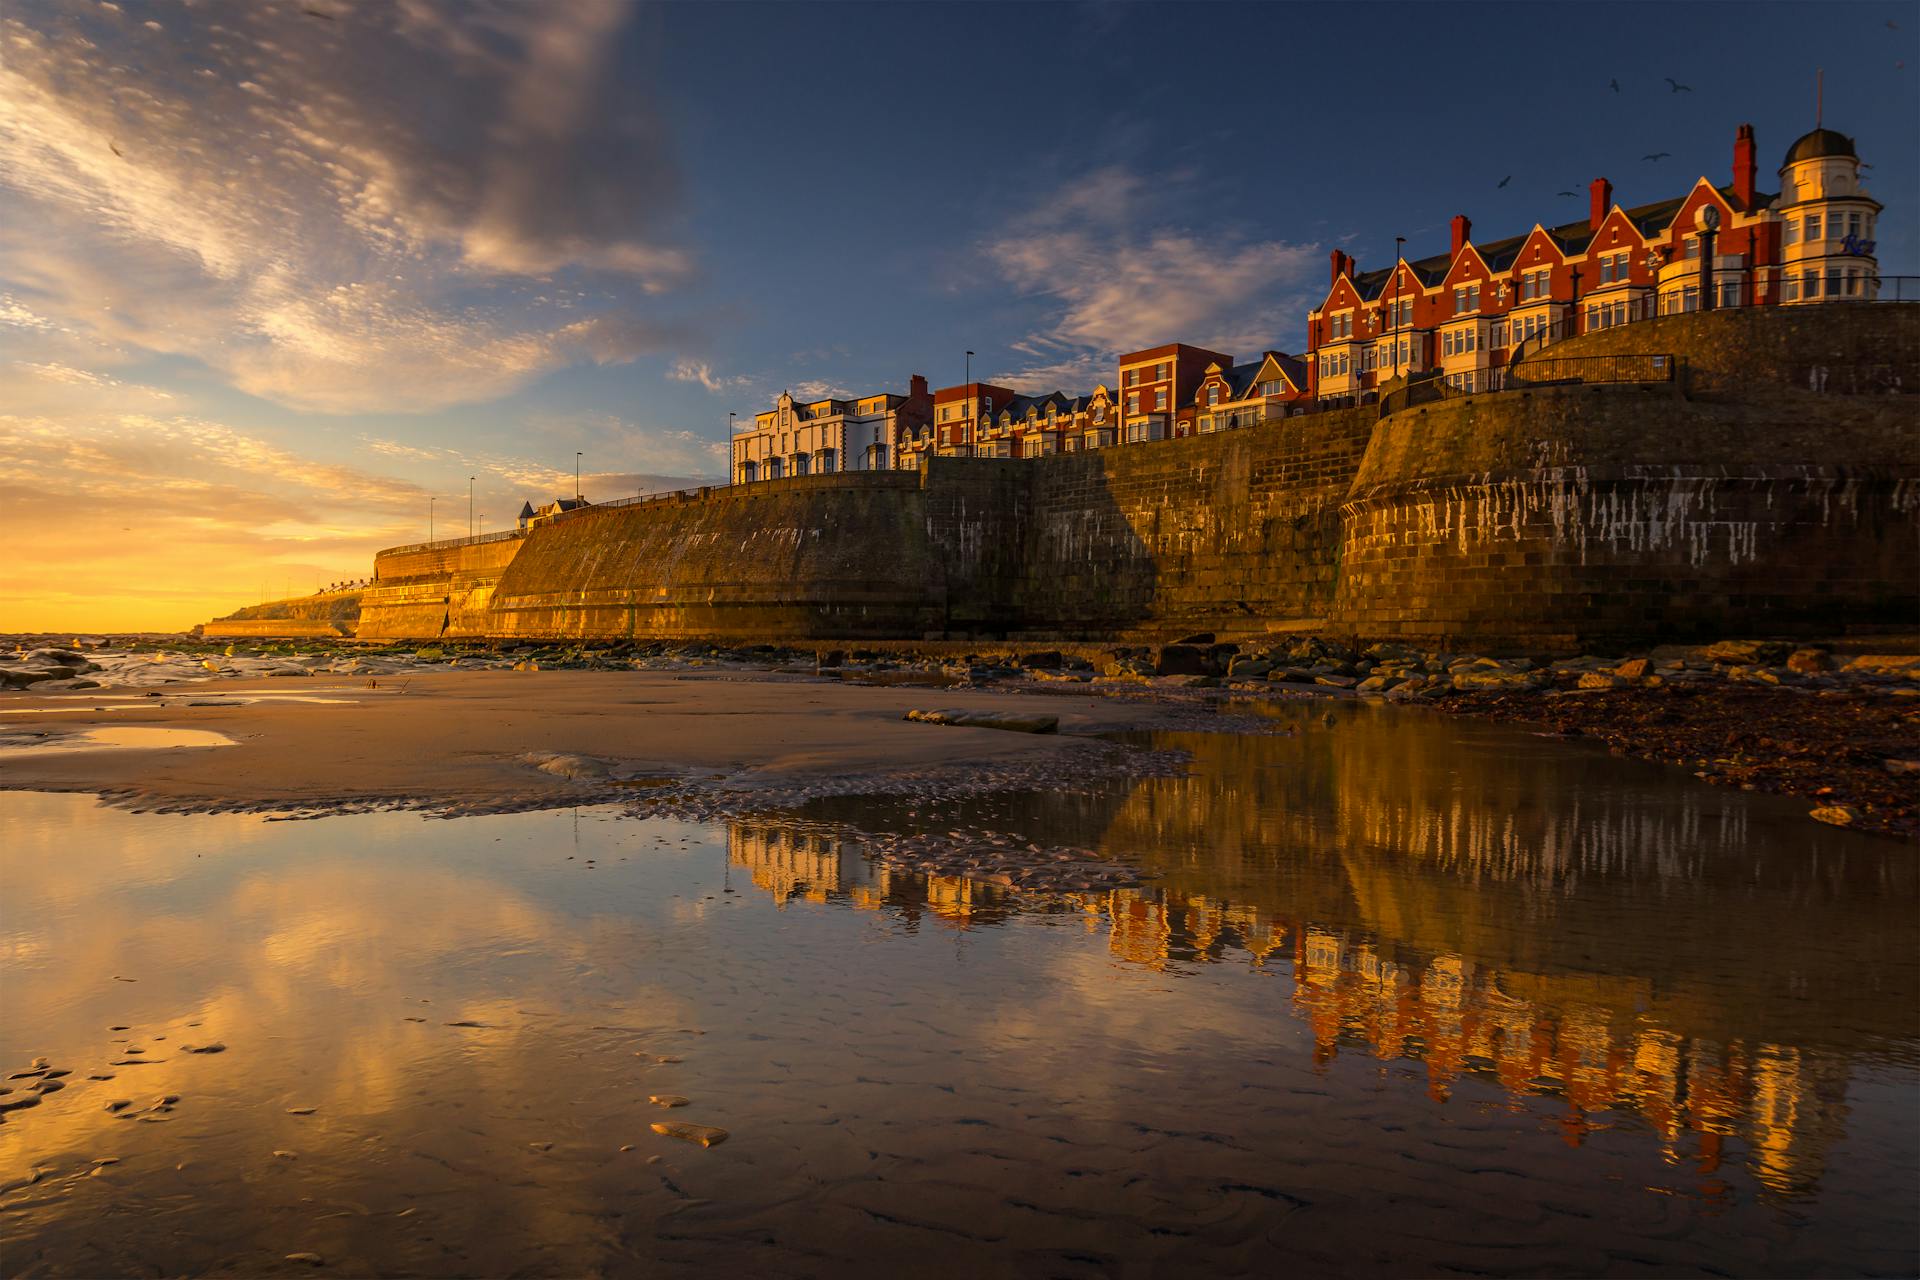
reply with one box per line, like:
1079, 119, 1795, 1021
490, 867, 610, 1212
1489, 320, 1507, 348
817, 449, 836, 473
1125, 368, 1139, 386
1684, 237, 1700, 260
1092, 404, 1105, 423
1804, 213, 1821, 242
1207, 384, 1220, 405
1846, 211, 1862, 238
982, 397, 993, 413
1154, 388, 1168, 410
1158, 362, 1171, 380
1442, 330, 1453, 356
1453, 284, 1479, 312
1802, 268, 1820, 298
1520, 269, 1551, 300
1259, 379, 1283, 397
1126, 392, 1139, 414
1331, 311, 1353, 338
1388, 298, 1413, 326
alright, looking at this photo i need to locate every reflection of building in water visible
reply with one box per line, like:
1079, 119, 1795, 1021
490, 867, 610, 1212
1090, 882, 1852, 1201
725, 823, 1009, 929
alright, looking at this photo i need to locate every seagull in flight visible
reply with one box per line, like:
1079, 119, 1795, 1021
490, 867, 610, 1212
1665, 77, 1693, 93
1498, 175, 1512, 188
1556, 190, 1578, 197
108, 141, 123, 157
1643, 152, 1671, 162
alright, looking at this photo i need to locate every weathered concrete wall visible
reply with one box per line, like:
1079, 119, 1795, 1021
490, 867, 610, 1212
482, 474, 942, 640
203, 589, 362, 638
358, 534, 525, 641
1015, 409, 1375, 636
1519, 303, 1920, 395
1332, 383, 1919, 647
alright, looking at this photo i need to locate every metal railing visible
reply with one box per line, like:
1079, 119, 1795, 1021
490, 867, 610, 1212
1508, 352, 1676, 387
378, 528, 525, 557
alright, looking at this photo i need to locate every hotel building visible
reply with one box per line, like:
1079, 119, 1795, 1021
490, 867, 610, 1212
732, 375, 932, 484
1305, 122, 1882, 402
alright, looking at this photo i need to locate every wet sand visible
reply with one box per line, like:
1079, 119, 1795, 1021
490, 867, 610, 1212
0, 669, 1186, 813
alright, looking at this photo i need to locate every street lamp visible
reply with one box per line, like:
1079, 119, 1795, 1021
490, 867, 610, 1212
1392, 237, 1406, 381
428, 496, 436, 543
575, 451, 582, 501
728, 412, 737, 485
1698, 205, 1721, 311
468, 475, 475, 539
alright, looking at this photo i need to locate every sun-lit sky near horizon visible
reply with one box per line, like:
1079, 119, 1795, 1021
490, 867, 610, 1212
1, 0, 1915, 632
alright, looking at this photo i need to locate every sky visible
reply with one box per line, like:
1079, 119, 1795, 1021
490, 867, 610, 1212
1, 0, 1915, 632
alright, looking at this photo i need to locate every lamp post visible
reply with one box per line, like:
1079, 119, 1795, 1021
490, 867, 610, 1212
1392, 237, 1406, 381
1699, 205, 1721, 311
575, 451, 582, 501
428, 496, 436, 543
468, 475, 475, 539
728, 412, 736, 485
965, 351, 974, 451
1569, 264, 1583, 334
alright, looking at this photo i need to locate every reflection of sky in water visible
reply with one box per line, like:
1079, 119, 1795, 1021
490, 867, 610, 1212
2, 704, 1916, 1277
0, 726, 236, 757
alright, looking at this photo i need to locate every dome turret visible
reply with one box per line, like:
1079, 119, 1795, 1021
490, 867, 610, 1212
1781, 128, 1857, 169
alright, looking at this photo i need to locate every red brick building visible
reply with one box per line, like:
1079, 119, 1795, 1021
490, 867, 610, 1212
1305, 122, 1883, 402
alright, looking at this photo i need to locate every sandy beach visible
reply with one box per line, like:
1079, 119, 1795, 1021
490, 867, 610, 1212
0, 668, 1192, 814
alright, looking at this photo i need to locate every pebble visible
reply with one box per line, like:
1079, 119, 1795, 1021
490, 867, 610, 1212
650, 1122, 728, 1148
182, 1043, 226, 1054
285, 1253, 324, 1266
648, 1095, 690, 1108
287, 1106, 317, 1115
273, 1149, 298, 1159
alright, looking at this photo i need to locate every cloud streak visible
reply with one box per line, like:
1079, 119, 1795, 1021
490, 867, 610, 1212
982, 166, 1321, 391
0, 0, 695, 413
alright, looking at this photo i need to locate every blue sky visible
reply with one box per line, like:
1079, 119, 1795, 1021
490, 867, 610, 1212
2, 0, 1915, 628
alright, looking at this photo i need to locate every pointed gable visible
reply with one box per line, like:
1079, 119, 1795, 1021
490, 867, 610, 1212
1441, 242, 1494, 288
1514, 225, 1567, 270
1586, 205, 1649, 256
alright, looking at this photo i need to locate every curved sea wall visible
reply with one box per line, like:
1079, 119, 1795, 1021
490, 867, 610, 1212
358, 533, 525, 641
480, 474, 947, 640
1331, 383, 1918, 646
211, 309, 1917, 648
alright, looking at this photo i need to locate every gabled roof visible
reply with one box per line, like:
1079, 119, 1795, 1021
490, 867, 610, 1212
518, 501, 535, 519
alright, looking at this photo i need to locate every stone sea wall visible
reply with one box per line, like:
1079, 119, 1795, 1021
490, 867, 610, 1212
1332, 384, 1919, 645
213, 309, 1918, 647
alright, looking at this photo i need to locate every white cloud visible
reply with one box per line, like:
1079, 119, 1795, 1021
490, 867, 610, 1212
0, 0, 696, 413
789, 379, 855, 401
667, 358, 750, 395
982, 166, 1322, 391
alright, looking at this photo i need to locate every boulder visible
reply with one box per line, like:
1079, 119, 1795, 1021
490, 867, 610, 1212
1227, 656, 1273, 679
904, 709, 1059, 734
1451, 668, 1546, 692
1845, 654, 1920, 678
22, 648, 92, 669
1786, 648, 1832, 674
1705, 640, 1791, 665
0, 667, 65, 689
1578, 673, 1628, 690
1809, 804, 1861, 827
1154, 645, 1213, 677
1612, 658, 1651, 680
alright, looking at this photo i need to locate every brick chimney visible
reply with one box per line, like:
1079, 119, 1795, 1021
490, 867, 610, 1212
1733, 123, 1757, 209
909, 373, 928, 402
1589, 178, 1612, 232
1449, 214, 1472, 256
1328, 249, 1346, 285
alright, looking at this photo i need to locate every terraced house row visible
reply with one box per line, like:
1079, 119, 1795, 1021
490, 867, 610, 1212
731, 120, 1884, 484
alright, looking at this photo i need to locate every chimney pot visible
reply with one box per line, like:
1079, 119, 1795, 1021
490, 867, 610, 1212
1589, 177, 1613, 232
1733, 123, 1757, 209
1450, 214, 1472, 256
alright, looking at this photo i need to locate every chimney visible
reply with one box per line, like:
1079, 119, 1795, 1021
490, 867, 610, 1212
1329, 249, 1345, 285
1733, 123, 1757, 209
1450, 214, 1472, 256
909, 373, 928, 401
1589, 178, 1612, 232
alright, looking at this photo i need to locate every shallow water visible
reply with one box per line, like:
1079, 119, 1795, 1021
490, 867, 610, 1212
0, 726, 236, 758
1, 700, 1915, 1277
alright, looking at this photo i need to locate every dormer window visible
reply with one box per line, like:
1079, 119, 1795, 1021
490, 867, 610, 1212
1207, 385, 1220, 405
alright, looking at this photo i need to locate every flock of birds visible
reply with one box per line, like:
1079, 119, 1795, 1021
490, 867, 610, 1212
1498, 36, 1903, 200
